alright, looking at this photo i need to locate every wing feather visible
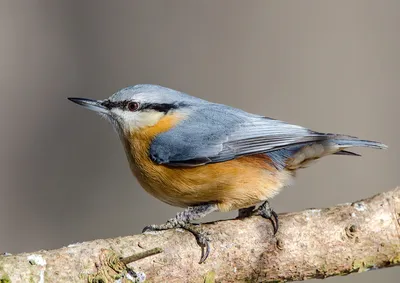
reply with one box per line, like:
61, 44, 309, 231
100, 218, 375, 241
149, 104, 328, 166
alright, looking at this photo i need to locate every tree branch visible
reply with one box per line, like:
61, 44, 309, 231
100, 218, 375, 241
1, 188, 400, 282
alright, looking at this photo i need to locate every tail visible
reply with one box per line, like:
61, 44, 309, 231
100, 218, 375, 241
329, 135, 388, 156
267, 134, 387, 170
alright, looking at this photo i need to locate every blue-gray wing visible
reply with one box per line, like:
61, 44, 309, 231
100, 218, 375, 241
149, 104, 328, 167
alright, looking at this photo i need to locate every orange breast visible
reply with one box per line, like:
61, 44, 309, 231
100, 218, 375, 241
123, 114, 292, 211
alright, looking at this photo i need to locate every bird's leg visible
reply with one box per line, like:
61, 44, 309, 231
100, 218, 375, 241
253, 201, 279, 234
237, 206, 256, 218
142, 203, 218, 263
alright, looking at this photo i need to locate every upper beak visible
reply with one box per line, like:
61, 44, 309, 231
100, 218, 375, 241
67, 97, 108, 114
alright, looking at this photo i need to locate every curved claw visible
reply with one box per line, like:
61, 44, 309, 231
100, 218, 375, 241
183, 225, 211, 264
142, 222, 212, 263
260, 208, 279, 234
257, 201, 279, 234
142, 225, 152, 233
270, 210, 279, 235
199, 239, 210, 264
142, 224, 166, 233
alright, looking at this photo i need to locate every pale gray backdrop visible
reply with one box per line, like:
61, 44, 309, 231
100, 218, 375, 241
0, 1, 399, 282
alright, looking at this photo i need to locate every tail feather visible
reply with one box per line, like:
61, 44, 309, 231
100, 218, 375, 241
267, 134, 387, 170
333, 150, 361, 157
331, 135, 388, 150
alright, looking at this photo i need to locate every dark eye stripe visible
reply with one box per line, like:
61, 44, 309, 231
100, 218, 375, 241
140, 103, 181, 113
101, 100, 128, 109
101, 100, 187, 113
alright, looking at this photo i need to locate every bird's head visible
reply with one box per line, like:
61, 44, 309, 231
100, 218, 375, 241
68, 84, 205, 135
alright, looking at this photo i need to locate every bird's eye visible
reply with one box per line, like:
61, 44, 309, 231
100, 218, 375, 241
127, 102, 139, 111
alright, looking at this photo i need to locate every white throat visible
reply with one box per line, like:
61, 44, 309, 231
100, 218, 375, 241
110, 108, 165, 133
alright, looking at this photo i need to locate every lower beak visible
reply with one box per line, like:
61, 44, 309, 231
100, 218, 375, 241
67, 97, 108, 114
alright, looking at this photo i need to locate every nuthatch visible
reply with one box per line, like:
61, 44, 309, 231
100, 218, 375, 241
68, 84, 387, 263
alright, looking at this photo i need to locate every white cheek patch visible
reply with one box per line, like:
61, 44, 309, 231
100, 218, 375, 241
111, 108, 165, 132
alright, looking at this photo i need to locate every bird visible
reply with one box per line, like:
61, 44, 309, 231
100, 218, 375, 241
68, 84, 387, 263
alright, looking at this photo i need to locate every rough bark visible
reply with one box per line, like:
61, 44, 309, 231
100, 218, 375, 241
1, 188, 400, 283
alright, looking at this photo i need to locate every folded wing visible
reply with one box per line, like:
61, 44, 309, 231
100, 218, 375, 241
149, 104, 339, 166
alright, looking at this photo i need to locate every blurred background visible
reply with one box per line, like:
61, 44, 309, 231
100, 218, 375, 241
0, 0, 399, 282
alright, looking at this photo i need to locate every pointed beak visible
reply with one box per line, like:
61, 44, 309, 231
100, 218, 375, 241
67, 97, 108, 114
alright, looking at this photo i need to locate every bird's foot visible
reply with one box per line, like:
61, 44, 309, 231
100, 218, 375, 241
253, 201, 279, 234
142, 223, 173, 232
142, 222, 211, 263
142, 204, 217, 264
180, 223, 211, 264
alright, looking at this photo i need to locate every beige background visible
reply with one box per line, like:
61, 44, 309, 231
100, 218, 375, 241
0, 1, 399, 282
